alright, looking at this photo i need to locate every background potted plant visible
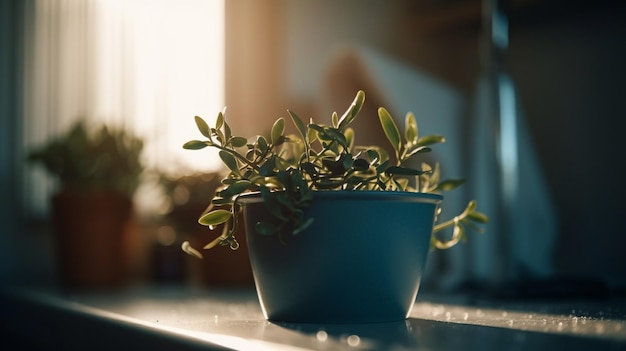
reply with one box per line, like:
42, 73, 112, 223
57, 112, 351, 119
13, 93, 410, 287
28, 120, 144, 289
181, 90, 487, 323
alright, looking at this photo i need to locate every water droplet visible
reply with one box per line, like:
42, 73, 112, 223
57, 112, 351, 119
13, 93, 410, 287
316, 330, 328, 342
347, 335, 361, 347
230, 241, 239, 250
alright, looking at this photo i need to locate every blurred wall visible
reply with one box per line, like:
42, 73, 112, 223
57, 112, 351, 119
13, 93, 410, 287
508, 5, 626, 284
225, 0, 626, 287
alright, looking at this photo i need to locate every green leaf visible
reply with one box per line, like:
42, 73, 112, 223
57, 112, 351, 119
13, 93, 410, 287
213, 128, 226, 145
323, 128, 348, 148
183, 140, 208, 150
307, 119, 318, 144
331, 111, 339, 128
385, 166, 424, 176
344, 128, 354, 149
435, 179, 466, 191
198, 209, 232, 226
224, 120, 232, 142
467, 211, 489, 224
288, 110, 307, 141
219, 180, 252, 198
257, 136, 268, 153
195, 116, 212, 138
219, 150, 239, 173
405, 112, 418, 145
338, 90, 365, 131
378, 107, 401, 156
353, 158, 370, 171
215, 112, 224, 130
417, 135, 445, 146
230, 136, 248, 148
405, 145, 432, 158
271, 118, 285, 145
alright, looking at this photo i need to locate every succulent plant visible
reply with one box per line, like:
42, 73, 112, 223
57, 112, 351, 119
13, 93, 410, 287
182, 90, 487, 258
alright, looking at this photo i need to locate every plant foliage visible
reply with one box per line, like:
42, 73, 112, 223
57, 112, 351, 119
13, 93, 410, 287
182, 90, 487, 257
28, 120, 144, 198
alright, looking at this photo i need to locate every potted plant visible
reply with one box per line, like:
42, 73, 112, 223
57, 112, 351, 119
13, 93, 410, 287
181, 90, 487, 323
28, 120, 144, 289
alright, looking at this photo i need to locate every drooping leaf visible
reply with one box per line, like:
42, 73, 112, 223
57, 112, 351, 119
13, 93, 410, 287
467, 211, 489, 224
198, 209, 232, 226
181, 241, 203, 259
260, 186, 288, 221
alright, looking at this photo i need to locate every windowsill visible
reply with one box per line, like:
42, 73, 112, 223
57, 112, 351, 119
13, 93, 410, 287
1, 284, 625, 351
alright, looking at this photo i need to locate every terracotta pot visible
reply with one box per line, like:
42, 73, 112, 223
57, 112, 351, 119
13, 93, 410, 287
240, 191, 442, 323
51, 190, 134, 289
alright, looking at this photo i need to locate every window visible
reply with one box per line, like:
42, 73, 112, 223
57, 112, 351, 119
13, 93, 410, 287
22, 0, 225, 216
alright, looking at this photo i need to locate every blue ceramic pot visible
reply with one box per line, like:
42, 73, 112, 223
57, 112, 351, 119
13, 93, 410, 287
239, 191, 442, 323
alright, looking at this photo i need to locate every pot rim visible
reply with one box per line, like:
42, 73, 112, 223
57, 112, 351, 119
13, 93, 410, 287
236, 190, 443, 205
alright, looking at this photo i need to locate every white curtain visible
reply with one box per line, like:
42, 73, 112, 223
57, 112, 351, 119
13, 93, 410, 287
22, 0, 225, 217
